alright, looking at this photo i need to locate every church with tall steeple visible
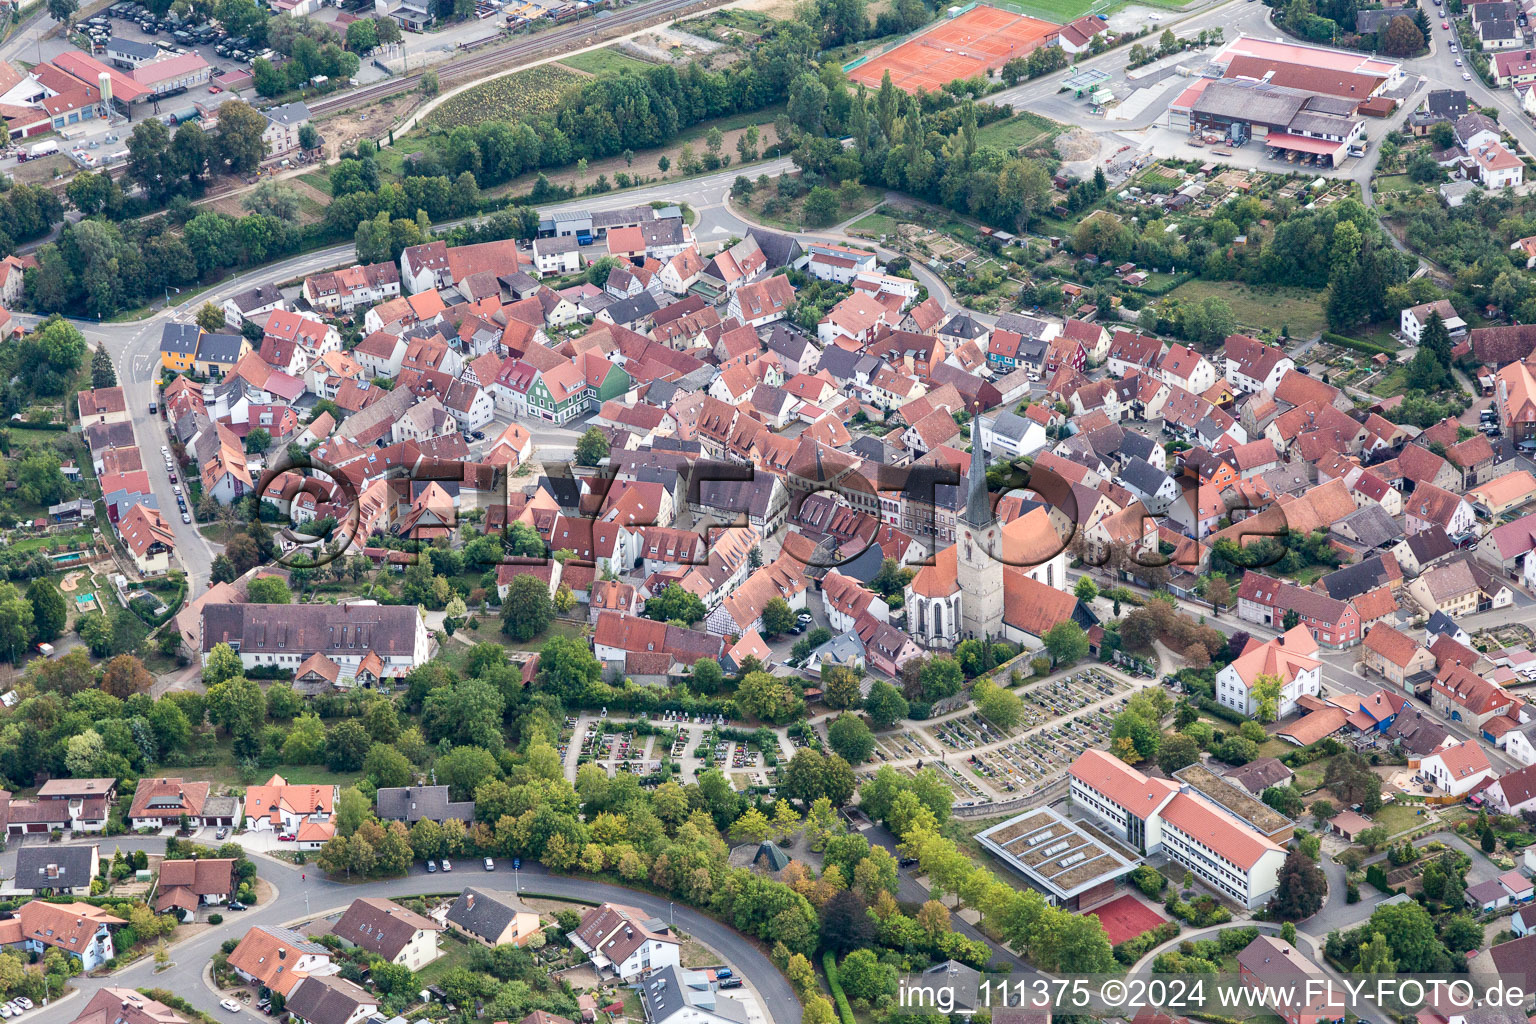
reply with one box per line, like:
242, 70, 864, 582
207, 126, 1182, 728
905, 417, 1072, 649
957, 416, 1005, 641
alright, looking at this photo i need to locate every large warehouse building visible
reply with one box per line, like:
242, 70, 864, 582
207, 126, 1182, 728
1170, 78, 1366, 166
1167, 34, 1402, 166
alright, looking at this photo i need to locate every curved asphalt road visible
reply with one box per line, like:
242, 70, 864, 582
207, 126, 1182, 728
19, 837, 800, 1024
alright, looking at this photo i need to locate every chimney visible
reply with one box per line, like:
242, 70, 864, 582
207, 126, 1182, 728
279, 948, 287, 960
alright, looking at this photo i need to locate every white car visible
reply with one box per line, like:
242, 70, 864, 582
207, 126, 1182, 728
441, 858, 452, 872
1455, 58, 1463, 65
14, 1003, 29, 1012
1463, 71, 1472, 79
3, 1005, 14, 1019
221, 1000, 242, 1014
182, 512, 192, 524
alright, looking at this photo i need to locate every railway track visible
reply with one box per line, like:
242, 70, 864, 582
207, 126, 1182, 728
310, 0, 720, 116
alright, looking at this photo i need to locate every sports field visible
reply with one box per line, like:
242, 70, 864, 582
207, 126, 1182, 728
848, 5, 1060, 92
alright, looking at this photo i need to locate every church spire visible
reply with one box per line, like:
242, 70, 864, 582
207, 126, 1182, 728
960, 415, 993, 529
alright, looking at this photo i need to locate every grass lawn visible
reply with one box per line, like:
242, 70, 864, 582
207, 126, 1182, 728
560, 47, 656, 75
195, 738, 362, 789
300, 171, 333, 196
501, 617, 586, 653
1165, 279, 1326, 340
10, 528, 95, 553
1373, 174, 1420, 194
1371, 801, 1429, 836
743, 183, 884, 231
415, 933, 476, 987
847, 211, 899, 239
974, 111, 1059, 151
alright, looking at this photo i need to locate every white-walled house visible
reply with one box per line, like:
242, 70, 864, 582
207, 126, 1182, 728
568, 903, 681, 980
1214, 625, 1322, 719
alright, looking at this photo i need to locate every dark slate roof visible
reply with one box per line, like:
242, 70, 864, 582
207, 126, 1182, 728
754, 841, 791, 871
1319, 553, 1396, 601
987, 410, 1036, 445
196, 332, 246, 364
818, 345, 863, 382
15, 846, 95, 889
445, 887, 524, 943
849, 436, 895, 464
1120, 431, 1158, 464
375, 785, 475, 824
696, 477, 779, 519
107, 36, 158, 58
1405, 524, 1455, 564
285, 976, 374, 1024
1426, 609, 1462, 638
940, 313, 988, 339
1118, 455, 1169, 498
835, 542, 885, 585
538, 475, 583, 510
604, 292, 660, 326
748, 227, 802, 269
763, 323, 815, 361
160, 322, 200, 357
1425, 89, 1469, 121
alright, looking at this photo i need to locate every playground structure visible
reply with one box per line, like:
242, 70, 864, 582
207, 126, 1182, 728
847, 4, 1061, 93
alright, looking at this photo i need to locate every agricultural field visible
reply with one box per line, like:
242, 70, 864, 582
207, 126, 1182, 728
560, 47, 657, 75
427, 65, 585, 130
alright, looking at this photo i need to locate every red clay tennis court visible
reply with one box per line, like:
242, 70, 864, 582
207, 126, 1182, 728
848, 5, 1059, 93
1082, 893, 1168, 946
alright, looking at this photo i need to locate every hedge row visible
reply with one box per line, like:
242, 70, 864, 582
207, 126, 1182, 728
823, 951, 857, 1024
1321, 331, 1398, 356
1196, 696, 1249, 726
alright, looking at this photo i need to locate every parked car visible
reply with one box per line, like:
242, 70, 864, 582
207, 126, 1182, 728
441, 859, 453, 872
221, 1001, 242, 1014
426, 859, 438, 872
228, 900, 247, 911
216, 827, 229, 839
484, 857, 495, 870
716, 969, 732, 980
182, 512, 192, 524
278, 833, 295, 842
718, 980, 743, 990
513, 857, 521, 870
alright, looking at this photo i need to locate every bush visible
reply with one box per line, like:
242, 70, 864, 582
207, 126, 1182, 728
1112, 919, 1180, 965
1130, 865, 1167, 897
208, 913, 223, 925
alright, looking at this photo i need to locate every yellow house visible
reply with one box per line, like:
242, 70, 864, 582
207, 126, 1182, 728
193, 331, 251, 378
160, 322, 199, 373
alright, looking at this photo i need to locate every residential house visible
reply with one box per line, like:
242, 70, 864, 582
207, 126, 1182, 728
332, 898, 443, 970
444, 888, 544, 948
567, 903, 681, 980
